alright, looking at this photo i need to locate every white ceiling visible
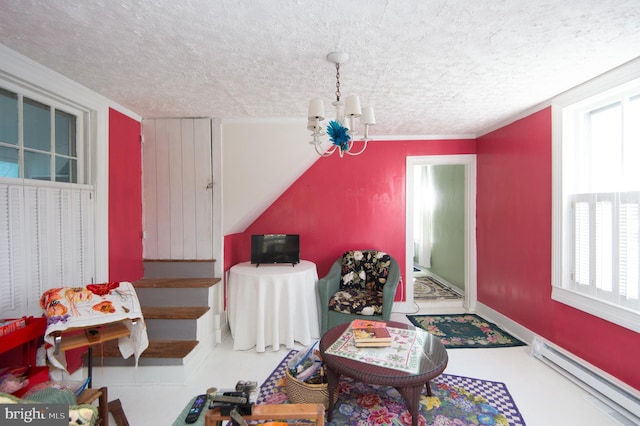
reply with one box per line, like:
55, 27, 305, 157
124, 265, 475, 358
1, 0, 639, 137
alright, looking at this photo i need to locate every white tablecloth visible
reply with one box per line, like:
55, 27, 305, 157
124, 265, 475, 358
228, 260, 320, 351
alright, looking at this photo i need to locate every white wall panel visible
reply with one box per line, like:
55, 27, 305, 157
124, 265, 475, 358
142, 118, 213, 260
194, 119, 213, 259
181, 120, 197, 260
168, 119, 184, 259
142, 119, 158, 259
155, 119, 172, 259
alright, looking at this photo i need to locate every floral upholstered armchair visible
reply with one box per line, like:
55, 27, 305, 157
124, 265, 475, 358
317, 250, 400, 334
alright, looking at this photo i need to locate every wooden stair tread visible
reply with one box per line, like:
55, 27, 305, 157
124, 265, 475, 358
142, 306, 210, 319
133, 277, 220, 288
92, 339, 198, 358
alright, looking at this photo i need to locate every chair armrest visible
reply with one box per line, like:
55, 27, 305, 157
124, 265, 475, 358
381, 258, 401, 320
317, 260, 342, 306
317, 259, 342, 333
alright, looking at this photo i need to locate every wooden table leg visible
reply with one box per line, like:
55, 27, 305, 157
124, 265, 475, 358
395, 384, 424, 426
324, 367, 340, 421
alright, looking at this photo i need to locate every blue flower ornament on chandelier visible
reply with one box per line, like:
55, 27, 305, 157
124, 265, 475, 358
326, 120, 351, 151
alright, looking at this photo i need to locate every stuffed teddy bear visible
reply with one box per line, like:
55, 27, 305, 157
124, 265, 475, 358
68, 406, 98, 425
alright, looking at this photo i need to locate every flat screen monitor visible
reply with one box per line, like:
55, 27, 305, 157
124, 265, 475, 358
251, 234, 300, 267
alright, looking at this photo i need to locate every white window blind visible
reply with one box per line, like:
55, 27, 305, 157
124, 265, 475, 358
0, 182, 94, 318
571, 192, 640, 310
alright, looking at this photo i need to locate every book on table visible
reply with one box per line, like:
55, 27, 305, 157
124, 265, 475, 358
350, 319, 387, 330
351, 320, 392, 347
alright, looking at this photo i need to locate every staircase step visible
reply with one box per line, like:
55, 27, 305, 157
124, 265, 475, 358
142, 306, 210, 319
145, 319, 197, 340
84, 261, 224, 380
94, 339, 199, 359
143, 259, 216, 279
133, 278, 220, 288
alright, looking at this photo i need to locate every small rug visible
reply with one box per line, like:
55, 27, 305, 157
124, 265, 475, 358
258, 350, 526, 426
414, 277, 461, 300
406, 314, 526, 349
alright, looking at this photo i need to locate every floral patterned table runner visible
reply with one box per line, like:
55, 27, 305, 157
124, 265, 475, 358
324, 326, 426, 374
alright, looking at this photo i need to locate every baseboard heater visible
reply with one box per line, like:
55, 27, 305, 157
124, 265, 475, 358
531, 337, 640, 424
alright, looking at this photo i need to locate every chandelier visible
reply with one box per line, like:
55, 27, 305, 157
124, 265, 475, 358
308, 52, 376, 157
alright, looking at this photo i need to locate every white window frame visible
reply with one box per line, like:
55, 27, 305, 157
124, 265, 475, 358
552, 58, 640, 334
0, 81, 86, 184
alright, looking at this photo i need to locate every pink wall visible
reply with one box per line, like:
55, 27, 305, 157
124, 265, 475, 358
476, 107, 640, 390
108, 108, 144, 282
224, 138, 476, 301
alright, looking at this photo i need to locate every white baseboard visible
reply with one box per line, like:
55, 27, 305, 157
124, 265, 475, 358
474, 303, 536, 346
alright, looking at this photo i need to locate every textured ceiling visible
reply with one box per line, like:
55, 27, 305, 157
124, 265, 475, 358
1, 0, 639, 137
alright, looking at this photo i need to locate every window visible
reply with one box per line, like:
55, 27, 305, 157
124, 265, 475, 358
0, 81, 93, 318
0, 87, 80, 183
552, 61, 640, 333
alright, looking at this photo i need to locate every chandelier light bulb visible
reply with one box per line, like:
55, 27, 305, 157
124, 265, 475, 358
361, 106, 376, 125
308, 98, 325, 120
344, 95, 362, 118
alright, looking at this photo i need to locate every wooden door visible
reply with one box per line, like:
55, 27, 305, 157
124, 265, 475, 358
141, 118, 213, 260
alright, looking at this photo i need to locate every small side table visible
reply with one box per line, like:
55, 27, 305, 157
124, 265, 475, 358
228, 260, 320, 351
320, 321, 448, 426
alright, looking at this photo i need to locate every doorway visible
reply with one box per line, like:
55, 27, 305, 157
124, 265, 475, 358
403, 155, 477, 313
413, 163, 465, 301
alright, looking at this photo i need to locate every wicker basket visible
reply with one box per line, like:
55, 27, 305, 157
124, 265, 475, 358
285, 369, 337, 409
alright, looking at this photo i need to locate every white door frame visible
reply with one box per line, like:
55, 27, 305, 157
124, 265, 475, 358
398, 154, 477, 313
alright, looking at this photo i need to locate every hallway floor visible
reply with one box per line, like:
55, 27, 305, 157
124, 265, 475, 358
98, 307, 628, 426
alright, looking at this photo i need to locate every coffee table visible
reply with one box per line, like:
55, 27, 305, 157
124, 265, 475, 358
319, 320, 448, 426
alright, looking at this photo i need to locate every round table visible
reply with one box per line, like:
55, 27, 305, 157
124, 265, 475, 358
319, 320, 448, 426
228, 260, 320, 351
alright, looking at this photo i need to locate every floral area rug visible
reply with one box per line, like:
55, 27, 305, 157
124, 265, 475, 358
406, 314, 526, 349
414, 277, 461, 300
258, 350, 526, 426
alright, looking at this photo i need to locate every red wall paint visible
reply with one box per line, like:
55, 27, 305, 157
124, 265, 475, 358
477, 108, 640, 390
224, 138, 476, 302
108, 108, 144, 282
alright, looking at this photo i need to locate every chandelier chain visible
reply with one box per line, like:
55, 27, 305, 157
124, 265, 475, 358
334, 63, 341, 102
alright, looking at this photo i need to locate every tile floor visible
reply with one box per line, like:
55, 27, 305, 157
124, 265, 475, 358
98, 307, 627, 426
